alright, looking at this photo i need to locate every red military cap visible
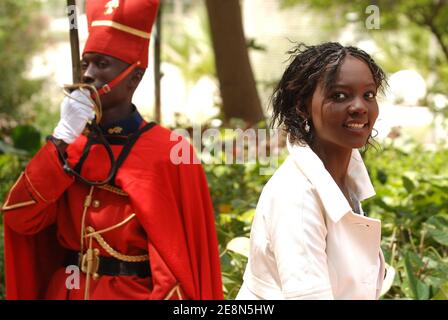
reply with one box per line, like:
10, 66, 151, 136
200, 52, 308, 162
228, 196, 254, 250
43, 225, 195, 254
83, 0, 160, 69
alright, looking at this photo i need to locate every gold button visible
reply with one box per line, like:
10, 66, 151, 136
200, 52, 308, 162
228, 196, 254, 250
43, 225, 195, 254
92, 200, 101, 208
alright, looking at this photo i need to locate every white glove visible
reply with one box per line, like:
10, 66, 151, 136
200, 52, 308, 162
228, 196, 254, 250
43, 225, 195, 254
53, 89, 95, 144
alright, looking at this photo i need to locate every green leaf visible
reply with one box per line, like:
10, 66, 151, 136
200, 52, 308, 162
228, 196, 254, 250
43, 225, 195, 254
404, 251, 419, 299
425, 216, 448, 247
11, 125, 41, 153
402, 176, 415, 193
238, 209, 255, 223
416, 280, 430, 300
432, 282, 448, 300
0, 140, 27, 156
377, 169, 388, 184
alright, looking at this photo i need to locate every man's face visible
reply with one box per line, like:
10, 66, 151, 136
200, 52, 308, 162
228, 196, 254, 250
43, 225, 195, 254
80, 52, 132, 110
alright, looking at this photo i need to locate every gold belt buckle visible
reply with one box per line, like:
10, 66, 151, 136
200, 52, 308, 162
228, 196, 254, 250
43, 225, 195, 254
81, 248, 100, 280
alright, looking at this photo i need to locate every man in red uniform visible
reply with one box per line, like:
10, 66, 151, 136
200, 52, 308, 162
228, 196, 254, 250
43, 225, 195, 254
2, 0, 223, 300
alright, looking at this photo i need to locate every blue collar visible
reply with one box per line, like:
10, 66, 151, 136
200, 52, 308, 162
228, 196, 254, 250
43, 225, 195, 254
100, 106, 144, 136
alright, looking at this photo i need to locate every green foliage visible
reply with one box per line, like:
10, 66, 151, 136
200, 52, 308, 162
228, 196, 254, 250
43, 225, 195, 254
279, 0, 448, 114
0, 0, 46, 299
204, 159, 273, 299
0, 0, 45, 118
281, 0, 448, 39
163, 3, 215, 85
11, 125, 42, 154
0, 0, 47, 298
363, 143, 448, 299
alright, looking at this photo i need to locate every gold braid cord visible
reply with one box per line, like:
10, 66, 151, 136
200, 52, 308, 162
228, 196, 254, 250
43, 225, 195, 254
164, 283, 183, 300
84, 214, 148, 262
80, 188, 148, 300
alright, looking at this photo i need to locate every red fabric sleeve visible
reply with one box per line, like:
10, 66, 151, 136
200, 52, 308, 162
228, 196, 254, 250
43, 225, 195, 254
2, 141, 74, 299
2, 141, 74, 234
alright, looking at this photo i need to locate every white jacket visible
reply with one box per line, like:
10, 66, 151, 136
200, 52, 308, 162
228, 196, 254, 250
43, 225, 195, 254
236, 142, 385, 300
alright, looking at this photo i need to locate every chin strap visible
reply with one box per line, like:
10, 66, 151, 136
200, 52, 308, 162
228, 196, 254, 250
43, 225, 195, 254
97, 61, 141, 96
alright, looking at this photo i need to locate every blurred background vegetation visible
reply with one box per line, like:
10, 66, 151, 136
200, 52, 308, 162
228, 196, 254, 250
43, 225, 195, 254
1, 0, 448, 300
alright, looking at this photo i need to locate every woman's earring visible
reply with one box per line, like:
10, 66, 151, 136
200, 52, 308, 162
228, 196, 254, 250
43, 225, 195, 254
304, 119, 310, 133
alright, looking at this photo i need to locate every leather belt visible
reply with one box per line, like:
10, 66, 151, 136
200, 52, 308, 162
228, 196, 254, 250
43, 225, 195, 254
65, 250, 151, 278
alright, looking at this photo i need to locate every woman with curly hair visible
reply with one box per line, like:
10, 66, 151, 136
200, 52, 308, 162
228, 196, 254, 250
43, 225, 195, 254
237, 42, 388, 300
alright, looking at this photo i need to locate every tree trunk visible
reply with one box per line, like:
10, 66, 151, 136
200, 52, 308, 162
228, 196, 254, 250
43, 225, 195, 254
205, 0, 265, 125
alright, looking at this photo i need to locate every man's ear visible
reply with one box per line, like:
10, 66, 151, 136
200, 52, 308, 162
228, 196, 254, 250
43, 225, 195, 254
129, 68, 145, 89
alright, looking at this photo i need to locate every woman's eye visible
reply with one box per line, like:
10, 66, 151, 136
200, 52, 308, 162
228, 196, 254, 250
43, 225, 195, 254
332, 92, 347, 101
365, 91, 376, 100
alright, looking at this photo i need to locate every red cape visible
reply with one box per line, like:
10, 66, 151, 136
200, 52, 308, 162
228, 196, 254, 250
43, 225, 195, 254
3, 125, 223, 299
